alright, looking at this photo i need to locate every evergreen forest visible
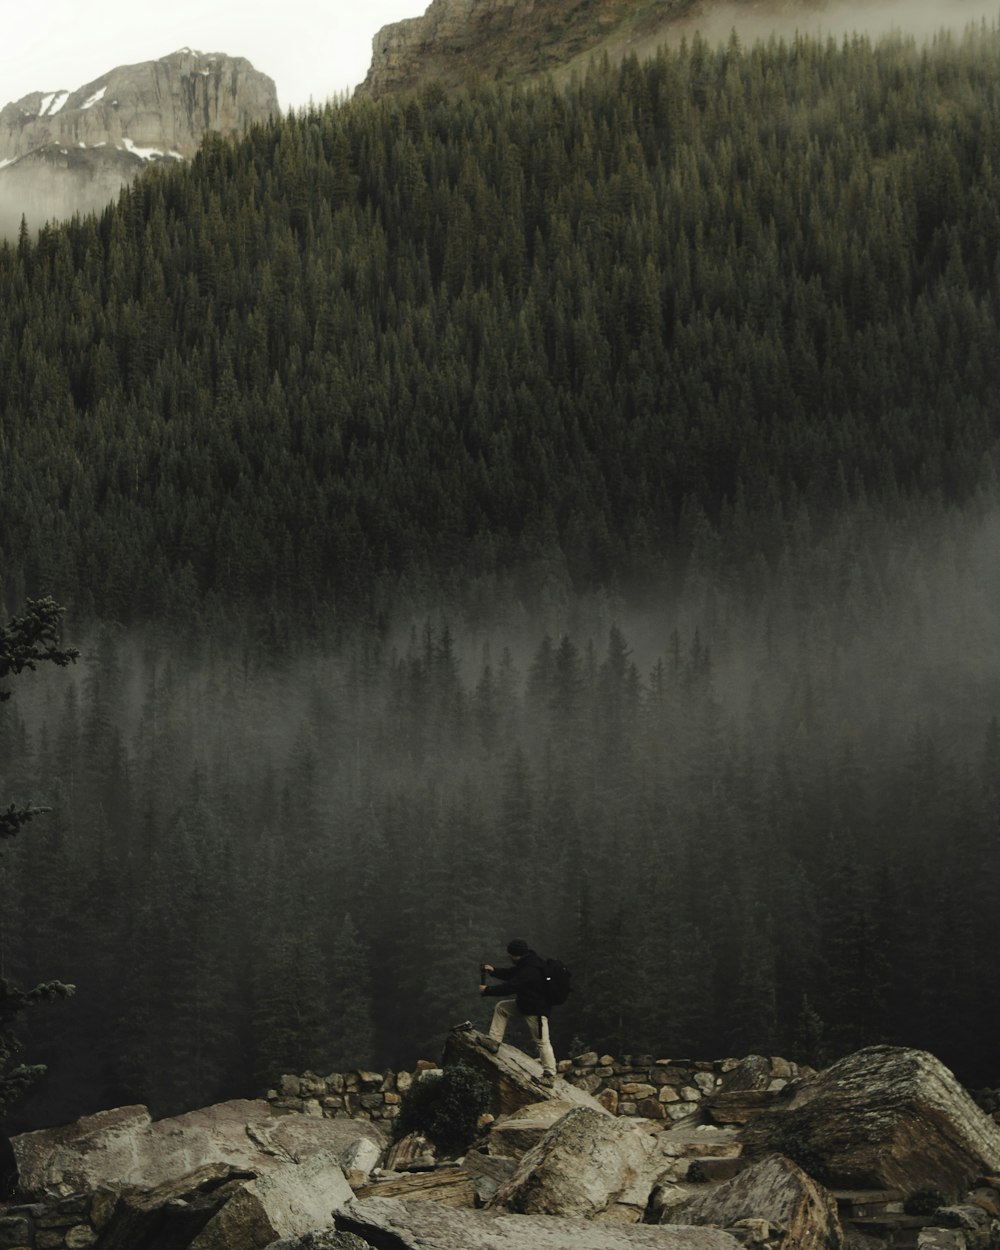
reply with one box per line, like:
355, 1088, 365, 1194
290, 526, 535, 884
1, 23, 1000, 1129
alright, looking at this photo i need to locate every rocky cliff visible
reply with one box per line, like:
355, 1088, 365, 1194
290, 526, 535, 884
356, 0, 817, 98
0, 49, 278, 226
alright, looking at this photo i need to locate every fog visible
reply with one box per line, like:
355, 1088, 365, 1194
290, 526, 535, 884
2, 492, 999, 1127
665, 0, 1000, 50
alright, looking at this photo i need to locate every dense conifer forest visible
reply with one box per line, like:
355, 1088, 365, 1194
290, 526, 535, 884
1, 24, 1000, 1128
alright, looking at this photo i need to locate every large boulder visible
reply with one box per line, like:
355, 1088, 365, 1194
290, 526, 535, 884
91, 1165, 256, 1250
97, 1153, 353, 1250
442, 1026, 610, 1117
264, 1235, 371, 1250
12, 1100, 384, 1200
334, 1195, 746, 1248
488, 1105, 658, 1222
187, 1151, 354, 1249
663, 1153, 844, 1250
487, 1100, 583, 1158
740, 1047, 1000, 1199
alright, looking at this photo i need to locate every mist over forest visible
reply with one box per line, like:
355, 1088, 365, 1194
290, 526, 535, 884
2, 16, 1000, 1131
3, 490, 998, 1129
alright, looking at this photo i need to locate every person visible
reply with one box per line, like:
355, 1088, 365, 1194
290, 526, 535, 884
480, 938, 556, 1086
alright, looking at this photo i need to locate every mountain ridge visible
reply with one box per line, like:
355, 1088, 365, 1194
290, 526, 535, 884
356, 0, 813, 97
0, 48, 278, 226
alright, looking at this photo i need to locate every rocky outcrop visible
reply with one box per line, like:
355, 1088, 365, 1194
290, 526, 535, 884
333, 1194, 745, 1248
10, 1046, 1000, 1250
0, 49, 277, 225
442, 1025, 610, 1116
356, 0, 841, 99
0, 49, 277, 163
12, 1099, 384, 1201
185, 1151, 354, 1249
488, 1105, 658, 1222
740, 1046, 1000, 1199
663, 1153, 844, 1250
357, 0, 666, 97
486, 1099, 583, 1158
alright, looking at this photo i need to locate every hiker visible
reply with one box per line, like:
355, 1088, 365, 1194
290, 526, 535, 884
480, 938, 557, 1086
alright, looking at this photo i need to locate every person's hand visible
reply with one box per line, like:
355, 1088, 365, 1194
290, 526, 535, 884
483, 963, 494, 973
479, 984, 487, 993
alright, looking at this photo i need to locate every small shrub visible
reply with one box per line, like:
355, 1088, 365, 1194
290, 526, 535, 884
394, 1063, 495, 1156
904, 1185, 946, 1216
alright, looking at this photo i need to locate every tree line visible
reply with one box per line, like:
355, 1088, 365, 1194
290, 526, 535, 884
1, 491, 998, 1127
1, 23, 1000, 1128
2, 27, 1000, 626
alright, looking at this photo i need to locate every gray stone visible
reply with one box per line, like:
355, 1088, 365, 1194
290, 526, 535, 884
13, 1100, 383, 1201
719, 1056, 775, 1094
384, 1133, 436, 1172
487, 1101, 582, 1159
0, 50, 279, 226
188, 1151, 354, 1250
741, 1046, 1000, 1199
488, 1105, 657, 1220
64, 1227, 97, 1249
265, 1234, 372, 1250
664, 1153, 843, 1250
442, 1027, 610, 1118
89, 1167, 254, 1250
459, 1151, 517, 1204
0, 1215, 31, 1248
335, 1195, 745, 1248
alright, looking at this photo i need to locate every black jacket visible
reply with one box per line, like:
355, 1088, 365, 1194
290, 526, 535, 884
483, 950, 548, 1017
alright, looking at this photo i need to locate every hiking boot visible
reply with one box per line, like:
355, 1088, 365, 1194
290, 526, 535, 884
481, 1037, 501, 1054
539, 1072, 555, 1088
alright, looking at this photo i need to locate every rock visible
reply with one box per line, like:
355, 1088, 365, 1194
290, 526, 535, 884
459, 1151, 517, 1204
354, 1167, 476, 1206
718, 1056, 774, 1093
264, 1234, 372, 1250
488, 1105, 657, 1221
663, 1153, 843, 1250
704, 1089, 786, 1126
89, 1166, 256, 1250
0, 50, 277, 163
0, 49, 278, 225
188, 1151, 354, 1249
357, 0, 660, 99
740, 1046, 1000, 1199
12, 1100, 384, 1201
487, 1101, 582, 1158
338, 1138, 381, 1187
334, 1195, 746, 1248
442, 1027, 610, 1117
384, 1133, 437, 1172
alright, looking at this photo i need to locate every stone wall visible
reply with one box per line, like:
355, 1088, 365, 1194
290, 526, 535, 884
265, 1053, 806, 1125
0, 1189, 111, 1250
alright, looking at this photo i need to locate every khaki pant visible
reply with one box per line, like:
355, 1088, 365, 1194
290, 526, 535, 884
488, 997, 556, 1076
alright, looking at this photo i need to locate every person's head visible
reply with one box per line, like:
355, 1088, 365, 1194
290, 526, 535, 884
507, 938, 529, 960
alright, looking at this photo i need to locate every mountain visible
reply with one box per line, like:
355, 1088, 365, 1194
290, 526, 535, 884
357, 0, 790, 97
356, 0, 999, 98
0, 49, 278, 225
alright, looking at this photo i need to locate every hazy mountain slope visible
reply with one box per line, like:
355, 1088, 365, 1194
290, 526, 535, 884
357, 0, 1000, 97
0, 49, 278, 228
3, 31, 1000, 627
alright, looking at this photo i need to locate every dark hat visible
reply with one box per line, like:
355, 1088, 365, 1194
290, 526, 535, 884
507, 938, 530, 957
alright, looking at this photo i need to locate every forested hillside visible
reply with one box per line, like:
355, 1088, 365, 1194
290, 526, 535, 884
1, 25, 1000, 1128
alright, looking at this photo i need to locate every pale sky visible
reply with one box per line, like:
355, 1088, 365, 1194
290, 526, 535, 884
1, 0, 427, 112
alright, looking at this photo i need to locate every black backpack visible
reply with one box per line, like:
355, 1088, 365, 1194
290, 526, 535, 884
542, 957, 572, 1007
